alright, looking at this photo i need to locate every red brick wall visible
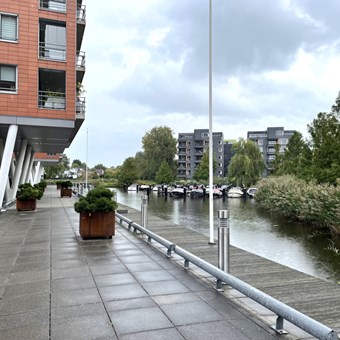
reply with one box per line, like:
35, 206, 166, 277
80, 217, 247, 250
0, 0, 77, 121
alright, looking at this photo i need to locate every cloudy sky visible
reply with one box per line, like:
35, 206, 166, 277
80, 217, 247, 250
66, 0, 340, 167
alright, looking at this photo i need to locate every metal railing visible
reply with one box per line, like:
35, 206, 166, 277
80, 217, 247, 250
39, 42, 66, 61
77, 5, 86, 23
39, 0, 67, 12
38, 91, 65, 110
76, 96, 86, 118
76, 51, 86, 69
115, 212, 338, 340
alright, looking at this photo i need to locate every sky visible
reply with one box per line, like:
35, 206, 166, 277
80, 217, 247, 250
66, 0, 340, 168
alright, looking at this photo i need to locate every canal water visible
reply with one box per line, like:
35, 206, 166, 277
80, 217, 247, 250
115, 189, 340, 284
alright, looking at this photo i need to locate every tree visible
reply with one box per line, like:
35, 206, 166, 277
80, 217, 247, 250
273, 132, 312, 180
155, 160, 174, 183
227, 138, 265, 187
117, 157, 138, 187
193, 151, 216, 181
142, 126, 177, 180
93, 163, 107, 170
308, 108, 340, 185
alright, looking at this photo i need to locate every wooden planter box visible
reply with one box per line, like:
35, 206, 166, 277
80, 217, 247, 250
79, 211, 115, 239
16, 198, 37, 211
61, 188, 72, 197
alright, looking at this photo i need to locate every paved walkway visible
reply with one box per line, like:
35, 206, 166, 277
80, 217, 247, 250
0, 186, 297, 339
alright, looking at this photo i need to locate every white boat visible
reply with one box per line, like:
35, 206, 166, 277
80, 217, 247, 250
127, 184, 138, 191
247, 187, 258, 197
169, 187, 186, 198
139, 185, 150, 191
227, 187, 244, 198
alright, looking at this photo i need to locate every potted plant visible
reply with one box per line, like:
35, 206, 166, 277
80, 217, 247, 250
74, 187, 118, 239
16, 183, 44, 211
60, 180, 73, 197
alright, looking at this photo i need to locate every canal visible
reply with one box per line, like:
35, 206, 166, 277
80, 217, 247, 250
115, 189, 340, 284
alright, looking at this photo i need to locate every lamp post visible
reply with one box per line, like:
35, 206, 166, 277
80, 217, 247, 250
208, 0, 215, 245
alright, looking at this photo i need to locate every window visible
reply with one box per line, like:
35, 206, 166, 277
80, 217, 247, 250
0, 65, 17, 92
40, 0, 66, 12
0, 13, 17, 41
39, 20, 66, 61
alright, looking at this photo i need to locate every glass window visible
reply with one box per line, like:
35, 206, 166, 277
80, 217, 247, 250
0, 14, 17, 41
0, 65, 16, 92
39, 20, 66, 61
40, 0, 66, 12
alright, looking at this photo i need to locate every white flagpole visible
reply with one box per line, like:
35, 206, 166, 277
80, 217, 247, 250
208, 0, 215, 245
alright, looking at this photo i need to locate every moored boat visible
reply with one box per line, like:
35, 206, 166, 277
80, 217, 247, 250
247, 187, 258, 197
227, 187, 244, 198
127, 184, 138, 191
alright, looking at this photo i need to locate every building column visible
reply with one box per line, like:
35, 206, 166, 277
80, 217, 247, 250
20, 145, 32, 185
9, 139, 28, 201
34, 161, 41, 184
26, 152, 35, 184
0, 125, 18, 207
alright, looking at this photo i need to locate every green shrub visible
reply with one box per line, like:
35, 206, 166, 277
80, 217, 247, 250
16, 183, 43, 200
255, 175, 340, 235
74, 187, 118, 213
60, 180, 73, 188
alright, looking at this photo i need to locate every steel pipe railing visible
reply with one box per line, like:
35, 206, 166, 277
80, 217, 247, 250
115, 211, 338, 340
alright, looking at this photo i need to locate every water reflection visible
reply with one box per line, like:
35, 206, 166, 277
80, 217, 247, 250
115, 189, 340, 284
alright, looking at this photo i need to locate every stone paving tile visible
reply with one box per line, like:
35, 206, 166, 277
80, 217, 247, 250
141, 280, 190, 296
2, 280, 50, 298
51, 302, 107, 321
109, 306, 173, 336
0, 309, 48, 330
119, 327, 185, 340
51, 276, 96, 291
0, 293, 49, 315
133, 269, 175, 283
7, 270, 50, 285
0, 324, 49, 340
52, 266, 91, 279
89, 263, 128, 276
124, 261, 163, 273
177, 320, 254, 340
94, 272, 137, 287
99, 283, 148, 302
51, 314, 117, 340
159, 300, 224, 326
105, 297, 156, 312
51, 288, 102, 308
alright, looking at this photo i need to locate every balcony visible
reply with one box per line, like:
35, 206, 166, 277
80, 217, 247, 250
38, 91, 65, 110
39, 42, 66, 62
40, 0, 66, 12
76, 96, 85, 119
76, 51, 86, 83
77, 4, 86, 51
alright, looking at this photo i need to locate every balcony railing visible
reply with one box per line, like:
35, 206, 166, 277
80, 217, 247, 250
77, 4, 86, 23
76, 51, 86, 69
76, 96, 86, 118
38, 91, 65, 110
39, 42, 66, 61
39, 0, 66, 12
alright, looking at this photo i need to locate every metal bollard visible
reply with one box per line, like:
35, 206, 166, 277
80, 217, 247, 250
218, 210, 230, 273
140, 195, 148, 228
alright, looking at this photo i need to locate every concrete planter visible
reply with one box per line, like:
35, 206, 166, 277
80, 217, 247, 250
79, 211, 115, 239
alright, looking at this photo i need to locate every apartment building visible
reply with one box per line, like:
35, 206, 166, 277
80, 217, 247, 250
0, 0, 86, 207
177, 129, 224, 180
247, 127, 295, 176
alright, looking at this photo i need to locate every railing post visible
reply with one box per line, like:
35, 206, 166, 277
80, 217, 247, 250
218, 210, 230, 273
141, 195, 148, 228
